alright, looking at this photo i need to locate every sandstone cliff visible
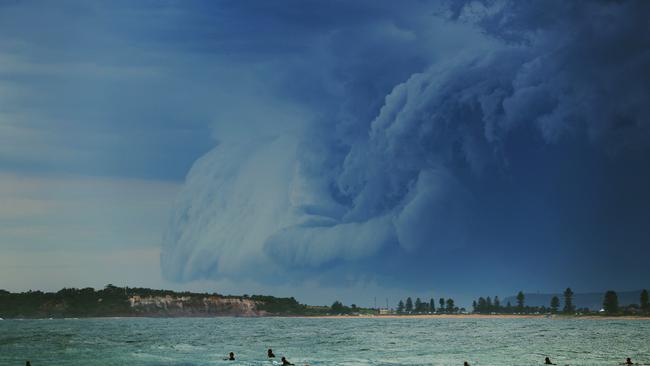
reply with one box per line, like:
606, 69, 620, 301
128, 295, 265, 316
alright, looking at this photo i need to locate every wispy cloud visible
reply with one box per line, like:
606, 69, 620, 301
0, 173, 179, 250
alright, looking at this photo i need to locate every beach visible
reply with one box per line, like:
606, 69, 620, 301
303, 314, 650, 320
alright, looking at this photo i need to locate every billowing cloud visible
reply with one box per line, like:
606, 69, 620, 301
162, 0, 650, 290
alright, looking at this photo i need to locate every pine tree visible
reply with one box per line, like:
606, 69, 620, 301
331, 301, 344, 314
439, 298, 445, 312
563, 288, 575, 314
430, 298, 436, 313
477, 297, 487, 313
603, 291, 619, 314
405, 297, 413, 313
397, 300, 405, 313
415, 298, 422, 313
516, 291, 525, 312
550, 296, 560, 313
446, 298, 455, 313
640, 289, 649, 313
472, 300, 477, 313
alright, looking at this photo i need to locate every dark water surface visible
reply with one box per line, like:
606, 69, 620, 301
1, 317, 648, 365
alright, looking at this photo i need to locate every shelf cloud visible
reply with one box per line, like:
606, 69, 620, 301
161, 0, 650, 290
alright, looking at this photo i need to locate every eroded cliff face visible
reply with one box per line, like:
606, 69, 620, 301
128, 295, 265, 317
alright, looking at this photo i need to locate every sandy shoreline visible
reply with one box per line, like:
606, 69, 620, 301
298, 314, 650, 320
3, 314, 649, 320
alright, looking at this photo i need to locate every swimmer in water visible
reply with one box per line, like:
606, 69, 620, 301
545, 357, 556, 365
281, 356, 294, 366
223, 352, 235, 361
464, 362, 470, 366
621, 358, 634, 365
268, 349, 276, 358
26, 362, 31, 366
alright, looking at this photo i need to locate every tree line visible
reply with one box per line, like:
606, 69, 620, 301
472, 288, 650, 315
602, 289, 649, 315
3, 286, 648, 318
395, 297, 464, 314
472, 288, 579, 314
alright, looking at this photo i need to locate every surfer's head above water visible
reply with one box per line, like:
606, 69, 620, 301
268, 349, 275, 358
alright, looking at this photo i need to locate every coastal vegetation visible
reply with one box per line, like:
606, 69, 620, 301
2, 286, 649, 318
395, 297, 464, 314
0, 285, 319, 318
0, 285, 382, 318
470, 288, 650, 316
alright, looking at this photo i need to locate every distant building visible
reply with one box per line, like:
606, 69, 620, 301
378, 308, 393, 315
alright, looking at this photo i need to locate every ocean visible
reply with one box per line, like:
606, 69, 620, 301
1, 317, 648, 365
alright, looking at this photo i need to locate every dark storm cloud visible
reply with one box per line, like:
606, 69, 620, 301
156, 0, 650, 291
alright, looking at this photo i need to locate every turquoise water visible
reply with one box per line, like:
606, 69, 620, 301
1, 317, 649, 366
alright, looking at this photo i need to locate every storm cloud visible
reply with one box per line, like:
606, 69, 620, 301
161, 0, 650, 291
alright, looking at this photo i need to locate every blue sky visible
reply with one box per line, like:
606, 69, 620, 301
1, 0, 649, 307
